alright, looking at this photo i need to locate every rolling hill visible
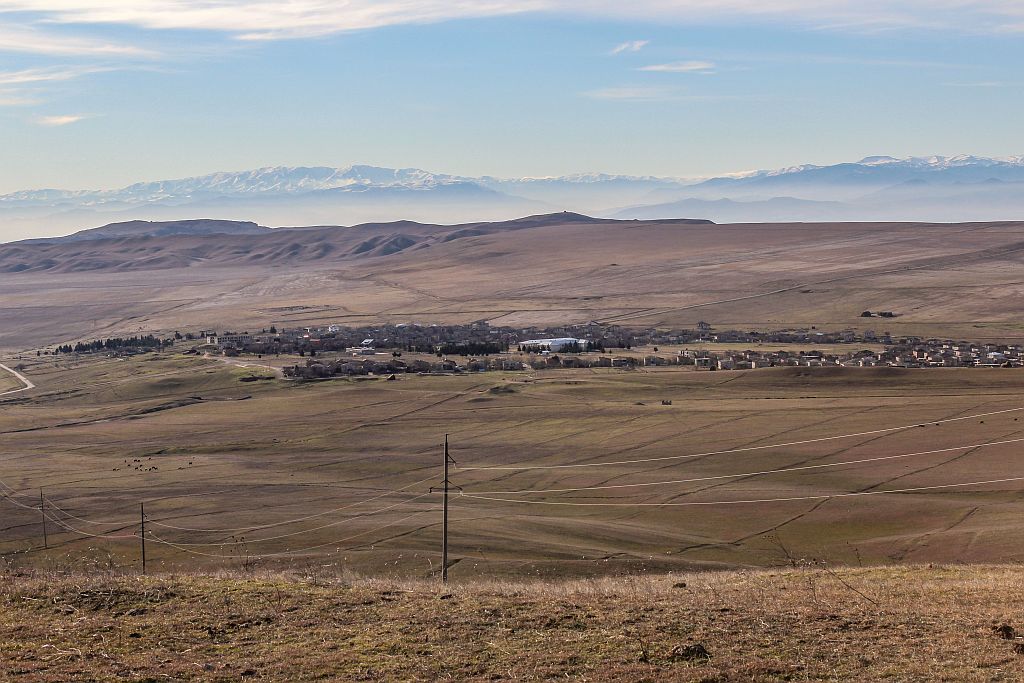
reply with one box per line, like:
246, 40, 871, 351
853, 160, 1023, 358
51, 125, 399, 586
4, 213, 1024, 350
0, 213, 684, 275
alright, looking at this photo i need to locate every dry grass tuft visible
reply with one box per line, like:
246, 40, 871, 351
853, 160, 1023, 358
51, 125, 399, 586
2, 564, 1024, 681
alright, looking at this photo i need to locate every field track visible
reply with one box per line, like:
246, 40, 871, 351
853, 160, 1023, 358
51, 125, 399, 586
0, 362, 34, 397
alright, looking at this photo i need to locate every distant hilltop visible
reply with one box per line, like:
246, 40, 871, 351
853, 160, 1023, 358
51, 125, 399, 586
18, 219, 272, 244
0, 213, 714, 272
4, 155, 1024, 241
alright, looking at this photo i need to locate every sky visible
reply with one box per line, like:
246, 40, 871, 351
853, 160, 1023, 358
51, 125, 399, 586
1, 1, 1024, 193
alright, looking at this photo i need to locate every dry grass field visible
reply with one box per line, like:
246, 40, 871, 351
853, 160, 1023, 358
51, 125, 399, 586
4, 351, 1024, 577
5, 218, 1024, 351
0, 367, 23, 394
3, 565, 1024, 681
6, 216, 1024, 678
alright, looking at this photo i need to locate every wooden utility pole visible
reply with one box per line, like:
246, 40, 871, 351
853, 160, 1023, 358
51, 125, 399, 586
431, 435, 459, 584
442, 435, 450, 583
140, 502, 147, 575
39, 489, 47, 549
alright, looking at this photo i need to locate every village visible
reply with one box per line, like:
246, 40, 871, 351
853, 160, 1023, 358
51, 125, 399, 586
196, 321, 1024, 379
40, 321, 1024, 376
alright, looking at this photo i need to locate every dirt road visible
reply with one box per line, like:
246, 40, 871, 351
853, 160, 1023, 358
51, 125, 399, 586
0, 362, 34, 397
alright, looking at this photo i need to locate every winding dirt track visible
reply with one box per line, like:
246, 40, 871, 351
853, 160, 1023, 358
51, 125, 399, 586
0, 362, 33, 397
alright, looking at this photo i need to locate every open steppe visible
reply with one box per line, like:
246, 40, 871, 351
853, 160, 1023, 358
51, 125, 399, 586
4, 352, 1024, 577
7, 215, 1024, 679
3, 565, 1024, 681
5, 216, 1024, 350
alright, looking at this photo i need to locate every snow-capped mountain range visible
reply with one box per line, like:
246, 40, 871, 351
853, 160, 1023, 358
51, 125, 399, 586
726, 155, 1024, 180
3, 155, 1024, 241
0, 166, 473, 206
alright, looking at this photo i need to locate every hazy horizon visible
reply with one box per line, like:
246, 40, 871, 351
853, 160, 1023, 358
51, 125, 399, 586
2, 1, 1023, 195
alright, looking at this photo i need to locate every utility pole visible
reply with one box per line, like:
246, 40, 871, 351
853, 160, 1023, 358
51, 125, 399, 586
140, 502, 147, 575
39, 489, 47, 550
430, 435, 460, 584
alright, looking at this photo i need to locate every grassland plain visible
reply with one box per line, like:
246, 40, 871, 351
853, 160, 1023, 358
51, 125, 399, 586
6, 219, 1024, 351
4, 352, 1024, 577
2, 565, 1024, 681
0, 365, 23, 394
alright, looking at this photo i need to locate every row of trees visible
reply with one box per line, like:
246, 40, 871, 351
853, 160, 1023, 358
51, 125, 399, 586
435, 342, 509, 356
52, 335, 171, 355
518, 341, 613, 353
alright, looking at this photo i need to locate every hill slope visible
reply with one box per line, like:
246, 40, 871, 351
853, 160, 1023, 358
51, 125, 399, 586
6, 216, 1024, 348
3, 566, 1023, 681
20, 219, 272, 244
0, 213, 709, 274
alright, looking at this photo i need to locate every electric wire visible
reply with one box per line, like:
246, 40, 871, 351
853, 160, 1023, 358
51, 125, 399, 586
147, 474, 436, 532
40, 511, 137, 540
39, 472, 436, 533
149, 492, 434, 546
146, 506, 437, 559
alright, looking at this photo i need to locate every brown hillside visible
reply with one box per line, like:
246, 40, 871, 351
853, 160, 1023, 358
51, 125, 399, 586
4, 216, 1024, 348
2, 566, 1024, 681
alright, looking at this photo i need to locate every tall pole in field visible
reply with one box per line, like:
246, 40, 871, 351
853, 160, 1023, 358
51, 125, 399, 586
39, 489, 47, 550
442, 435, 450, 584
140, 502, 147, 575
431, 435, 459, 584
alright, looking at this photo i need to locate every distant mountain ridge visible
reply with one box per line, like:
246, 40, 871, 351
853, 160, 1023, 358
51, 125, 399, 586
3, 155, 1024, 240
19, 219, 272, 244
0, 212, 713, 274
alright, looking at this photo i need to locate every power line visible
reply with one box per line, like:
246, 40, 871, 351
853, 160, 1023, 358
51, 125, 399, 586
464, 436, 1024, 495
23, 474, 435, 535
147, 506, 438, 559
429, 435, 460, 584
42, 512, 137, 540
456, 406, 1024, 471
152, 493, 433, 547
9, 481, 437, 550
148, 475, 436, 532
460, 476, 1024, 507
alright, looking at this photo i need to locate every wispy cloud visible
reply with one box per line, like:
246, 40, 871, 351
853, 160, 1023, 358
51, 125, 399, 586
638, 60, 716, 74
0, 0, 541, 40
35, 114, 90, 126
1, 1, 1023, 39
0, 66, 112, 86
610, 40, 649, 55
0, 23, 156, 58
0, 66, 116, 109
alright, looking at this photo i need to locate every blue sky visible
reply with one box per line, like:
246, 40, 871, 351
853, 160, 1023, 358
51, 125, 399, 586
1, 1, 1023, 193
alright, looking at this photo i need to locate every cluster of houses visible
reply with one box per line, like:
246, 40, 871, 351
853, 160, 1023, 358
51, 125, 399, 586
687, 342, 1024, 370
207, 321, 915, 356
200, 321, 1024, 378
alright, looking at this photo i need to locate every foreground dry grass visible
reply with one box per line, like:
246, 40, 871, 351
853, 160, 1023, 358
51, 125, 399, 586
2, 565, 1024, 681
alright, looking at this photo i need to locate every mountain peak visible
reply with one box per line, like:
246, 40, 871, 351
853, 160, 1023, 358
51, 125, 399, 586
19, 219, 271, 244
